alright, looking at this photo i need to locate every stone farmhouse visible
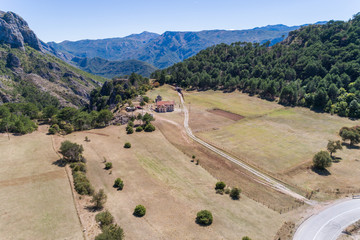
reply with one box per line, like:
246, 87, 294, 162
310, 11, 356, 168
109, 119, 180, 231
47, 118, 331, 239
155, 95, 174, 112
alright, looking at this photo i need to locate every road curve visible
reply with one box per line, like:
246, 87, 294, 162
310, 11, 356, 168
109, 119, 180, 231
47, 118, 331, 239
177, 92, 311, 203
293, 198, 360, 240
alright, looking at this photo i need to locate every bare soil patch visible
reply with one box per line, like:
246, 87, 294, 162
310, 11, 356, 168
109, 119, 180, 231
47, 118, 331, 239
208, 108, 244, 121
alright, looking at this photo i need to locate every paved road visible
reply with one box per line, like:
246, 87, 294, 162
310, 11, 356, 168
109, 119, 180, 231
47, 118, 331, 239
293, 198, 360, 240
177, 92, 311, 203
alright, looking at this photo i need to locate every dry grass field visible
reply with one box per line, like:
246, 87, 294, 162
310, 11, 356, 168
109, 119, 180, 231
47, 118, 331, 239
147, 86, 360, 200
61, 125, 294, 240
0, 125, 83, 240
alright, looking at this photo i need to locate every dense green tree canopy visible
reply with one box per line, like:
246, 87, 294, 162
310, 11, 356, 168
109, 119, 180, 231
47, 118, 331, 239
153, 14, 360, 118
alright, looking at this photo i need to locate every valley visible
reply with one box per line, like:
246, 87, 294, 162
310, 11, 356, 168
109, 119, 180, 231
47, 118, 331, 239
0, 5, 360, 240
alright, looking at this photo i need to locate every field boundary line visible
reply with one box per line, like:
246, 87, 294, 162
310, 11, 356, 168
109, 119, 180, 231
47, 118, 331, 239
50, 134, 87, 240
177, 91, 313, 204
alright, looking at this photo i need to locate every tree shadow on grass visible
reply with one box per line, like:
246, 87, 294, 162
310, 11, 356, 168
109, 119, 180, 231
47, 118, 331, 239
341, 142, 360, 150
332, 156, 342, 163
195, 219, 212, 227
311, 166, 331, 176
85, 205, 102, 212
52, 159, 66, 167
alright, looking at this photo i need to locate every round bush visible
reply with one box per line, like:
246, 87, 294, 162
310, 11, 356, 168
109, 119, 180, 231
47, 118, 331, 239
136, 126, 143, 132
133, 205, 146, 217
124, 142, 131, 148
126, 126, 134, 134
313, 150, 332, 169
196, 210, 213, 226
113, 178, 124, 190
95, 210, 114, 228
230, 187, 241, 200
215, 181, 226, 190
144, 123, 155, 132
105, 162, 113, 170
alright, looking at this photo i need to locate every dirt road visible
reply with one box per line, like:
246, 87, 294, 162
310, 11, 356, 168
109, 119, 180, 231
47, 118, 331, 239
178, 92, 312, 204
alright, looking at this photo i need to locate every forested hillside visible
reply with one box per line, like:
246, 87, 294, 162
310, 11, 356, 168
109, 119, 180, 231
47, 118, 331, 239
157, 13, 360, 118
71, 57, 158, 78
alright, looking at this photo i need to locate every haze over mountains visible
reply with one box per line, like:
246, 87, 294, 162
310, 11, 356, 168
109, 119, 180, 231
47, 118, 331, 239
48, 24, 308, 70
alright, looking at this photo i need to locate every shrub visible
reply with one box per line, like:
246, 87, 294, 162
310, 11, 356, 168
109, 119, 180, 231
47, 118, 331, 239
144, 123, 155, 132
242, 237, 252, 240
70, 162, 86, 172
72, 171, 94, 195
143, 96, 149, 103
224, 188, 230, 194
63, 123, 74, 134
128, 121, 134, 127
95, 210, 114, 228
216, 189, 224, 195
196, 210, 213, 226
126, 126, 134, 134
133, 205, 146, 217
230, 187, 241, 200
105, 162, 113, 170
113, 178, 124, 190
95, 224, 124, 240
91, 189, 107, 210
136, 126, 143, 132
313, 151, 332, 169
124, 142, 131, 148
48, 124, 60, 134
215, 181, 226, 190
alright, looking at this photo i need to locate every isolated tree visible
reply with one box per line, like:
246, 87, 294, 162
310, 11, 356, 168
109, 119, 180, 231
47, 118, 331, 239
339, 127, 360, 146
133, 205, 146, 217
196, 210, 213, 226
215, 181, 226, 190
124, 142, 131, 148
59, 140, 84, 162
92, 189, 107, 210
313, 151, 332, 170
230, 187, 241, 200
105, 162, 113, 170
113, 178, 124, 190
327, 140, 342, 157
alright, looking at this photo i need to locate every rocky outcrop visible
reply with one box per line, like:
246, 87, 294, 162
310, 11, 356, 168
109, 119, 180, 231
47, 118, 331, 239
6, 53, 20, 68
0, 11, 42, 51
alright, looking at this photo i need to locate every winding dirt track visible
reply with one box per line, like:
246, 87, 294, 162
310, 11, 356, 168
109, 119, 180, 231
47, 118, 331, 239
178, 92, 312, 204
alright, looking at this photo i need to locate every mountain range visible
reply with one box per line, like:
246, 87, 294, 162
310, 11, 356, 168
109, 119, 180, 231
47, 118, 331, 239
48, 24, 310, 69
0, 11, 105, 107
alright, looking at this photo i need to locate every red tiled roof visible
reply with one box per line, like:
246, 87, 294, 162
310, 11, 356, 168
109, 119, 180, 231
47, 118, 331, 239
156, 101, 174, 106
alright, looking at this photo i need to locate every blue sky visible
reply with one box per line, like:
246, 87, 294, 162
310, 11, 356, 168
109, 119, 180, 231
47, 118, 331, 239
1, 0, 359, 42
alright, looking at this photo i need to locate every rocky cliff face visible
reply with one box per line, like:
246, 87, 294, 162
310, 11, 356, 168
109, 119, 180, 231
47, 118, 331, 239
0, 11, 42, 51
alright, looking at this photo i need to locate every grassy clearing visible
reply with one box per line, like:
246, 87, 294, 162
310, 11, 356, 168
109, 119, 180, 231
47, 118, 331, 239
64, 125, 290, 240
0, 126, 82, 240
198, 107, 358, 173
148, 86, 360, 198
183, 89, 282, 117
